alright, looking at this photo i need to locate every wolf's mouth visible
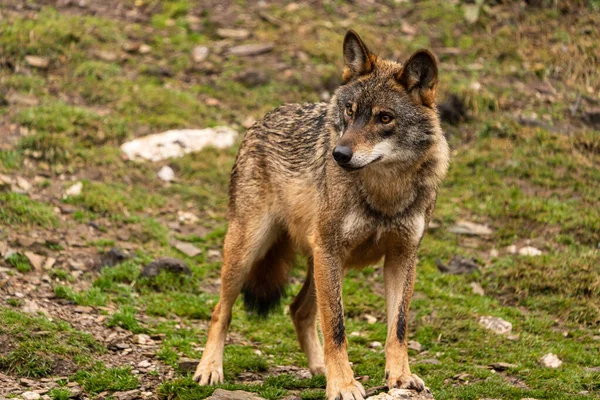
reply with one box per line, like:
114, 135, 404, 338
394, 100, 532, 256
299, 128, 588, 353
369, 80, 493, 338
340, 155, 382, 171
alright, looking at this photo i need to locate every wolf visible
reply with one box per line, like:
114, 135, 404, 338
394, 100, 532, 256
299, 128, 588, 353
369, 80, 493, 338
194, 30, 450, 400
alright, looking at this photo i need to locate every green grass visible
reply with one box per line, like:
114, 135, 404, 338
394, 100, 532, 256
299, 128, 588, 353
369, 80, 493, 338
1, 1, 599, 399
0, 308, 104, 378
6, 253, 32, 273
73, 365, 139, 395
0, 192, 58, 227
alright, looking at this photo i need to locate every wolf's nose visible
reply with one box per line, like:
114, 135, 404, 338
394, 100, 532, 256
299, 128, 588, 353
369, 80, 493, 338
332, 145, 353, 165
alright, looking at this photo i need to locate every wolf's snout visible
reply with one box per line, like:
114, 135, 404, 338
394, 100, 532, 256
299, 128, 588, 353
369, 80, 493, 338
332, 145, 353, 165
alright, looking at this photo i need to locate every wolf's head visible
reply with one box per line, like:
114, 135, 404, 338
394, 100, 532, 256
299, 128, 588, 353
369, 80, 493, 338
329, 30, 442, 171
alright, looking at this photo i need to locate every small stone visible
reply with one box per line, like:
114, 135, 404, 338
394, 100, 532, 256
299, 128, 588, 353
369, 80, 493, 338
177, 210, 199, 224
206, 389, 266, 400
68, 385, 82, 398
407, 340, 422, 352
25, 56, 50, 69
139, 44, 152, 54
436, 256, 479, 275
6, 92, 39, 106
400, 21, 417, 35
140, 258, 191, 278
137, 360, 151, 368
489, 248, 499, 258
114, 389, 141, 400
242, 116, 256, 129
539, 353, 562, 368
178, 357, 200, 373
235, 69, 270, 87
479, 316, 512, 335
133, 334, 152, 345
470, 282, 485, 296
122, 41, 141, 53
94, 50, 118, 62
158, 166, 175, 182
364, 314, 377, 324
216, 28, 250, 40
228, 43, 274, 57
22, 392, 41, 400
448, 220, 492, 236
73, 306, 92, 313
64, 181, 83, 198
191, 46, 209, 63
24, 252, 44, 271
518, 246, 542, 256
43, 257, 56, 270
369, 341, 383, 349
207, 249, 222, 262
488, 362, 517, 371
20, 378, 37, 387
172, 240, 202, 257
506, 245, 518, 254
99, 248, 130, 268
419, 359, 441, 365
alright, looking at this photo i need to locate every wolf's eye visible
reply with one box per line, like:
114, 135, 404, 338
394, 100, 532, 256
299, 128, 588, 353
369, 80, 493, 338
345, 103, 354, 116
379, 113, 393, 124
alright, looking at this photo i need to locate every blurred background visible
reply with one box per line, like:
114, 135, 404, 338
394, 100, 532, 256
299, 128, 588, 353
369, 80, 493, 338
0, 1, 599, 399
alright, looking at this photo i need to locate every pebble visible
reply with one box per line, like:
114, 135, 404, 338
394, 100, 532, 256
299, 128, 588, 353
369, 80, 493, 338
539, 353, 562, 368
479, 316, 512, 335
22, 392, 41, 400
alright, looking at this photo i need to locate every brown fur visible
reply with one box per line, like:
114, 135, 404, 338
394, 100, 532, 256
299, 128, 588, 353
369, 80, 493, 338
194, 30, 450, 400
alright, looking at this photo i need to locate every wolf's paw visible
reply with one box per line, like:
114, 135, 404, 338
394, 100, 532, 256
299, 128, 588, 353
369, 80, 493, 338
327, 378, 366, 400
193, 362, 224, 386
387, 373, 425, 392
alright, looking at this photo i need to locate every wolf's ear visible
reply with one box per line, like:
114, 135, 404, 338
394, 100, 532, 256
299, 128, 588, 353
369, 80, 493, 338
397, 49, 438, 107
343, 30, 375, 83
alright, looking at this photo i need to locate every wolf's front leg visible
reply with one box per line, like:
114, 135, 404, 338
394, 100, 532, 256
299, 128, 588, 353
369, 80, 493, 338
312, 240, 365, 400
383, 239, 425, 392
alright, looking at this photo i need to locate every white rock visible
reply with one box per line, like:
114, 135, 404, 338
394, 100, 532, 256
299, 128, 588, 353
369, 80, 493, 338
16, 176, 32, 192
157, 166, 175, 182
539, 353, 562, 368
407, 340, 422, 352
177, 211, 199, 224
192, 46, 209, 63
489, 248, 499, 258
506, 245, 518, 254
364, 314, 377, 324
448, 220, 492, 236
137, 360, 152, 368
369, 341, 383, 349
518, 246, 542, 256
139, 44, 152, 54
22, 392, 41, 400
479, 316, 512, 335
470, 282, 485, 296
120, 128, 237, 162
64, 181, 83, 198
470, 81, 482, 91
133, 334, 151, 345
367, 388, 434, 399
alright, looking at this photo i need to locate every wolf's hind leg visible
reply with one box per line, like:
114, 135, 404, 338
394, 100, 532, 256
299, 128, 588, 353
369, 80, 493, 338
290, 257, 326, 376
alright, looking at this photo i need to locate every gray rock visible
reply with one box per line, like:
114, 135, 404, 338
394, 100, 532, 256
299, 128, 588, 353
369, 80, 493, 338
25, 56, 49, 69
21, 392, 41, 400
206, 389, 265, 400
228, 43, 274, 57
488, 362, 517, 371
479, 316, 512, 335
436, 256, 479, 275
171, 240, 202, 257
177, 358, 199, 373
140, 258, 191, 278
367, 388, 434, 399
448, 220, 492, 236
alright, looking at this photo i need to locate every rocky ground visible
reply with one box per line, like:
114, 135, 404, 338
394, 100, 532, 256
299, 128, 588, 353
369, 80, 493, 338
0, 0, 599, 399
